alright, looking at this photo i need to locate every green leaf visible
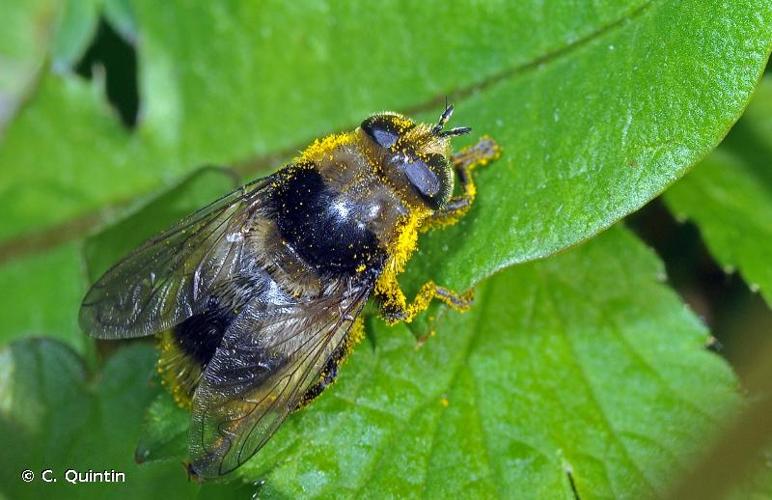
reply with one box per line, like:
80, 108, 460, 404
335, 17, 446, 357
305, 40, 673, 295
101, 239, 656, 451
0, 242, 87, 351
51, 0, 100, 71
135, 392, 189, 465
137, 226, 739, 497
102, 0, 137, 42
664, 77, 772, 305
0, 72, 177, 242
0, 0, 60, 132
0, 337, 261, 499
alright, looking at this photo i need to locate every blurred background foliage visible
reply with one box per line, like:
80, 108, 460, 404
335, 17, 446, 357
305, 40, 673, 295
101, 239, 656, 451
0, 1, 771, 499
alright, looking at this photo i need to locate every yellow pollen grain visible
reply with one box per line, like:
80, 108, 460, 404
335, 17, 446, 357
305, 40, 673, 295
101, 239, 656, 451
392, 115, 415, 131
374, 210, 429, 314
156, 331, 194, 409
298, 132, 356, 162
346, 316, 366, 355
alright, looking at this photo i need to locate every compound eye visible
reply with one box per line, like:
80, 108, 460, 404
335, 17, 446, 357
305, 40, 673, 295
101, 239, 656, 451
361, 114, 413, 149
393, 153, 451, 211
403, 157, 440, 197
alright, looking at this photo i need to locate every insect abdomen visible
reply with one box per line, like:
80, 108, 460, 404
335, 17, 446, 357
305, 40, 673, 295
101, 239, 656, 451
172, 302, 235, 366
157, 296, 237, 406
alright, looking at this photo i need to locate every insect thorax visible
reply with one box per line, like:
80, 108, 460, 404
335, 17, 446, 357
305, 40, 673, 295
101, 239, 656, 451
271, 141, 417, 278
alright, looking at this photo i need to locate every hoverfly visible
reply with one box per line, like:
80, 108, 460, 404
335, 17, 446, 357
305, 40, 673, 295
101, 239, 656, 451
79, 105, 500, 479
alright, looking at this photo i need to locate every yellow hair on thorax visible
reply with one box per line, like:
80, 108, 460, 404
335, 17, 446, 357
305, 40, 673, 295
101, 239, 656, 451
298, 132, 357, 162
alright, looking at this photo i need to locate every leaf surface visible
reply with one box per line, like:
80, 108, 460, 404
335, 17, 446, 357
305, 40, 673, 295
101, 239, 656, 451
0, 339, 192, 498
665, 77, 772, 305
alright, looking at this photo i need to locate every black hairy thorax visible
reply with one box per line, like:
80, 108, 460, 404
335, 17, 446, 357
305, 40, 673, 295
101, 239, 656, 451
271, 164, 386, 276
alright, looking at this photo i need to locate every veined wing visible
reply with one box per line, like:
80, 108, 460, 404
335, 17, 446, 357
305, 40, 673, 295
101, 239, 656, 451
79, 178, 270, 339
189, 277, 372, 478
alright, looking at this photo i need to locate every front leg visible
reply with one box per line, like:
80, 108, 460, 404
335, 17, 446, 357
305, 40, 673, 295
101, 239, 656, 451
376, 136, 499, 325
425, 135, 501, 229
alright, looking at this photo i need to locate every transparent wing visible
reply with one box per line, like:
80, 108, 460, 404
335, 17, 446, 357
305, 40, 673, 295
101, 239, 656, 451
188, 279, 371, 478
79, 178, 269, 339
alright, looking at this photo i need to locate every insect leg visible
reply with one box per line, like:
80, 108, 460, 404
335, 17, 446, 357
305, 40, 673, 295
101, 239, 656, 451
377, 274, 473, 325
294, 317, 365, 410
424, 135, 501, 229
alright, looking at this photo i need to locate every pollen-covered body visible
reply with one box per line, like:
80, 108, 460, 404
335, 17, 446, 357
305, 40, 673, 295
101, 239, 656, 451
79, 106, 500, 478
156, 126, 449, 403
156, 131, 423, 407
